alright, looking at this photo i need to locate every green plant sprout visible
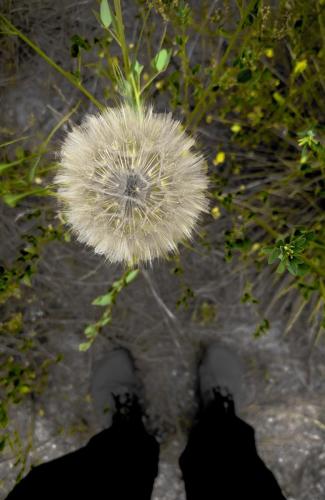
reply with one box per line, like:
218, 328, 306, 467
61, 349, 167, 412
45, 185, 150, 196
263, 231, 315, 277
0, 0, 172, 111
80, 268, 139, 351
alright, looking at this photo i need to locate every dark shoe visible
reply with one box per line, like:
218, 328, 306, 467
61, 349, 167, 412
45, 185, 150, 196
198, 343, 246, 412
90, 348, 142, 427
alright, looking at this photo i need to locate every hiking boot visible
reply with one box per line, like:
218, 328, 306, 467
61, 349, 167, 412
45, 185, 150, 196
198, 343, 246, 412
90, 348, 142, 427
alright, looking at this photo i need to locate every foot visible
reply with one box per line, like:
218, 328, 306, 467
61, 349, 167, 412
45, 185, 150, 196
198, 344, 246, 412
90, 348, 142, 427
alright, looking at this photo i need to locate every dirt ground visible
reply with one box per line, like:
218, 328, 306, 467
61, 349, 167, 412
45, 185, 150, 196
0, 1, 324, 499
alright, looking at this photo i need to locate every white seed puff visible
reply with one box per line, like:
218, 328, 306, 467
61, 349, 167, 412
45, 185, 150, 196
54, 105, 209, 265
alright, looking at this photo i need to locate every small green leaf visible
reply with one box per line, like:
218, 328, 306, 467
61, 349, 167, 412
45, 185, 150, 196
152, 49, 171, 72
273, 91, 285, 105
19, 385, 31, 395
292, 237, 306, 252
276, 261, 286, 274
305, 231, 315, 242
70, 35, 91, 57
287, 259, 299, 276
21, 274, 32, 287
2, 188, 51, 207
0, 162, 19, 173
133, 60, 144, 76
268, 247, 280, 264
262, 247, 273, 254
100, 0, 113, 28
99, 315, 111, 327
296, 263, 309, 277
112, 279, 123, 292
92, 293, 114, 306
84, 324, 98, 338
79, 341, 93, 352
118, 78, 133, 99
2, 194, 22, 207
125, 269, 139, 284
253, 318, 270, 339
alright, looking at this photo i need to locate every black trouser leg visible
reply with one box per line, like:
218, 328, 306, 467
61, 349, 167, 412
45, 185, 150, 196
179, 393, 287, 500
6, 411, 159, 500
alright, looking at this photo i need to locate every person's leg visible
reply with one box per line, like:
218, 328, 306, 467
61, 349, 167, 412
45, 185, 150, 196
6, 349, 159, 500
179, 345, 287, 500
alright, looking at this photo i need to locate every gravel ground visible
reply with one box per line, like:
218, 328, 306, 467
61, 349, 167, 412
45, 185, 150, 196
1, 1, 324, 499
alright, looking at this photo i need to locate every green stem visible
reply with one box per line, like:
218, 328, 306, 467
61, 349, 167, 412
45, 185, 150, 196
0, 14, 104, 111
107, 27, 122, 47
129, 72, 141, 110
113, 0, 130, 77
113, 0, 142, 109
29, 101, 81, 182
134, 6, 152, 64
0, 154, 38, 173
140, 72, 159, 94
0, 136, 30, 149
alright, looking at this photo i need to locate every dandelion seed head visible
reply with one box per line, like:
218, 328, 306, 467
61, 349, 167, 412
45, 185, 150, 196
54, 105, 209, 265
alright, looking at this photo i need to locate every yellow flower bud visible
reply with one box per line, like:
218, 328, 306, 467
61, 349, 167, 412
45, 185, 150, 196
265, 48, 274, 58
231, 124, 241, 133
213, 151, 226, 165
211, 206, 221, 219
